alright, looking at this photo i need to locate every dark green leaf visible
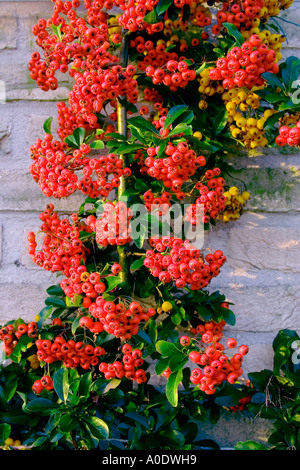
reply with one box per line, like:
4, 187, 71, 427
163, 105, 189, 131
0, 423, 11, 444
45, 297, 66, 308
156, 0, 174, 16
155, 340, 181, 357
25, 398, 58, 414
223, 22, 244, 46
43, 117, 53, 134
166, 369, 183, 407
105, 275, 121, 292
53, 367, 69, 403
234, 440, 269, 450
143, 8, 160, 24
130, 256, 146, 271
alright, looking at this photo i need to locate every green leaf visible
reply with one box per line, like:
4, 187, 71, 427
25, 398, 58, 414
234, 440, 269, 450
143, 8, 160, 24
166, 369, 183, 407
71, 315, 82, 335
46, 285, 64, 296
90, 140, 105, 149
155, 340, 181, 357
263, 111, 285, 129
128, 116, 159, 134
82, 416, 109, 440
261, 72, 285, 90
130, 256, 146, 271
117, 143, 145, 154
155, 357, 170, 375
223, 22, 244, 46
167, 122, 193, 137
213, 108, 229, 135
53, 368, 69, 404
156, 0, 174, 16
79, 372, 92, 398
159, 429, 185, 447
163, 105, 189, 131
125, 412, 150, 430
45, 297, 66, 308
73, 127, 86, 146
36, 306, 52, 328
0, 423, 11, 444
9, 335, 33, 363
58, 414, 77, 433
43, 117, 53, 134
51, 24, 62, 41
105, 275, 121, 292
281, 56, 300, 91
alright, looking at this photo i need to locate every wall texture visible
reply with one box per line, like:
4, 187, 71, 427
0, 0, 299, 447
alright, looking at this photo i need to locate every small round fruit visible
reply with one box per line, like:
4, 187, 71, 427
161, 301, 173, 312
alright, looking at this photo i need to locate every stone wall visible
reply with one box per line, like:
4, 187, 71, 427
0, 0, 299, 448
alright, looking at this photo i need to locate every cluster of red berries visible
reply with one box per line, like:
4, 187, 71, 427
86, 201, 133, 248
27, 204, 91, 277
68, 66, 139, 129
35, 335, 106, 370
29, 133, 78, 198
209, 34, 278, 89
0, 322, 38, 357
142, 189, 172, 216
29, 0, 116, 92
143, 142, 207, 194
185, 319, 249, 394
30, 131, 131, 199
184, 168, 227, 225
99, 344, 147, 383
116, 0, 164, 34
145, 59, 197, 92
189, 317, 227, 341
144, 237, 226, 290
56, 101, 116, 141
88, 297, 156, 340
129, 35, 198, 91
215, 0, 265, 33
275, 122, 300, 147
60, 262, 108, 304
32, 375, 54, 395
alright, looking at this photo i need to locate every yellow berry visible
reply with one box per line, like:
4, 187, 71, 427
242, 191, 251, 201
5, 438, 14, 446
198, 100, 208, 110
229, 186, 239, 196
193, 131, 202, 140
162, 301, 173, 312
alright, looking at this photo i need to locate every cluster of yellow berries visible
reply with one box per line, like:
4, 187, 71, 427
222, 86, 277, 148
223, 87, 261, 115
229, 109, 277, 148
163, 1, 211, 35
197, 66, 224, 110
4, 437, 22, 447
259, 0, 294, 23
219, 186, 251, 222
107, 15, 122, 43
27, 353, 40, 369
280, 111, 300, 127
